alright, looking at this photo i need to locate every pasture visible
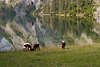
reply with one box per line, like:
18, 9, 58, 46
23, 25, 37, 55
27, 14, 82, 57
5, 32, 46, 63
0, 43, 100, 67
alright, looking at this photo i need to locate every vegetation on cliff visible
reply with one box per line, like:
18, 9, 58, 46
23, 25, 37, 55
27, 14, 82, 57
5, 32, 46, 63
39, 0, 96, 16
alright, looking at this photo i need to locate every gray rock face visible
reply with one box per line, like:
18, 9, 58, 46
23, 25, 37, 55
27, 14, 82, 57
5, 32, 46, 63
0, 38, 12, 51
0, 0, 37, 51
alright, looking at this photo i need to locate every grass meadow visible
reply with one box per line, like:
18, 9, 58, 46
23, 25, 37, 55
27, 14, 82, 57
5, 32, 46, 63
0, 43, 100, 67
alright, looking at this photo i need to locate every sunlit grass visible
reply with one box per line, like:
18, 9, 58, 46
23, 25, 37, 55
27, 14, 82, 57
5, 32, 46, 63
0, 43, 100, 67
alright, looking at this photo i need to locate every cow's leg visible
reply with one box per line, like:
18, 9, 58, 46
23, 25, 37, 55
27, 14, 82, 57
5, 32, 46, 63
38, 47, 40, 51
34, 48, 36, 51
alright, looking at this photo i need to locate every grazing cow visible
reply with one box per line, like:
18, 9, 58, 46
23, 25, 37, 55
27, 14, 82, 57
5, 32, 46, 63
23, 43, 40, 51
29, 43, 40, 51
61, 41, 66, 49
23, 43, 31, 51
32, 43, 40, 51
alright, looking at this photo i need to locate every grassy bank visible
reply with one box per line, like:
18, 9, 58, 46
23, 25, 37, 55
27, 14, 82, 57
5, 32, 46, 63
0, 43, 100, 67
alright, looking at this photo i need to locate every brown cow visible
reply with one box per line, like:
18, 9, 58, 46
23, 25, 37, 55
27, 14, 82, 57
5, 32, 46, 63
32, 43, 40, 51
61, 41, 66, 49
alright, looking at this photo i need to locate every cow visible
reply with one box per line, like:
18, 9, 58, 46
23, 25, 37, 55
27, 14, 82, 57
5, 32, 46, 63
23, 43, 31, 51
32, 43, 40, 51
61, 41, 66, 49
23, 43, 40, 51
29, 43, 40, 51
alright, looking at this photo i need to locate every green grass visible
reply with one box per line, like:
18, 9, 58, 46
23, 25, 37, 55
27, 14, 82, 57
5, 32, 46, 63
0, 43, 100, 67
